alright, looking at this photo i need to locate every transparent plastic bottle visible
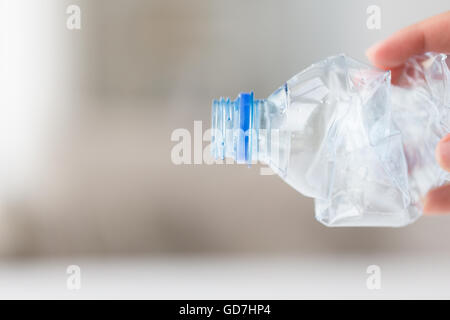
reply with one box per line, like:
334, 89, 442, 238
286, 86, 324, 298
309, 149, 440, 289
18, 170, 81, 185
211, 53, 450, 227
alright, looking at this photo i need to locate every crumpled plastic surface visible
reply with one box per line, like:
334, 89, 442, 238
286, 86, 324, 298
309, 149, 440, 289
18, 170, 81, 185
276, 53, 450, 226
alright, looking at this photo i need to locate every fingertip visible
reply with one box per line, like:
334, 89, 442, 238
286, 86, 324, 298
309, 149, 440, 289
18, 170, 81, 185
423, 185, 450, 215
423, 192, 437, 214
366, 43, 403, 84
366, 39, 398, 72
366, 41, 382, 65
423, 194, 433, 214
436, 134, 450, 172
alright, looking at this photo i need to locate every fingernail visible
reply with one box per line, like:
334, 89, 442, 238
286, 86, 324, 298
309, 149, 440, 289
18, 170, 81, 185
436, 134, 450, 171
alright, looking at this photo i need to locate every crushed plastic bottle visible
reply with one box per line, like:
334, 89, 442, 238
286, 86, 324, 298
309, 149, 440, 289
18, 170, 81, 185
211, 53, 450, 227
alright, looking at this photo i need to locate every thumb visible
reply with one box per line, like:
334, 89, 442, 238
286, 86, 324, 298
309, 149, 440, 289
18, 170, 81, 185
436, 133, 450, 172
422, 134, 450, 215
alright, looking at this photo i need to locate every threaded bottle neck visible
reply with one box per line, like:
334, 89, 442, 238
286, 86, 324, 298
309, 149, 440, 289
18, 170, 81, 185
211, 92, 266, 164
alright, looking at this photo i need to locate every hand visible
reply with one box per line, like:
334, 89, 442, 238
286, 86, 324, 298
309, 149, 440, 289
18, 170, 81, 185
366, 11, 450, 214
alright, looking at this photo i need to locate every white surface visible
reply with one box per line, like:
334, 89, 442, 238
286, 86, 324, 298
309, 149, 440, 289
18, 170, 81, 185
0, 253, 448, 299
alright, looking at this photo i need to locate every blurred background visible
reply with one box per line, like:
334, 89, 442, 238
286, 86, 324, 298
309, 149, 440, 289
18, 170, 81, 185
0, 0, 449, 298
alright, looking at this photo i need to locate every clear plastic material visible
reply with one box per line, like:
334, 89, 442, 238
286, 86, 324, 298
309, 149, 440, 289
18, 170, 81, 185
211, 53, 450, 227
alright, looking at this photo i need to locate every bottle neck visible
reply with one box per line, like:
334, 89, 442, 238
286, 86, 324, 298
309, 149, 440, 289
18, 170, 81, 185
211, 92, 269, 164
